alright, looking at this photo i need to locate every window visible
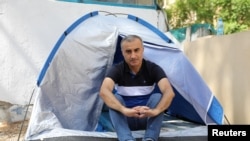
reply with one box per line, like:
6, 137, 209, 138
58, 0, 157, 9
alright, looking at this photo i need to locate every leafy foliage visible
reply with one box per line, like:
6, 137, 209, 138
163, 0, 250, 34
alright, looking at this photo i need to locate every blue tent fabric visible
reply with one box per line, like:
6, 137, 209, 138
143, 43, 223, 124
25, 11, 223, 140
37, 11, 99, 86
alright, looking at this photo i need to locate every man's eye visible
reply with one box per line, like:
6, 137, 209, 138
135, 48, 140, 52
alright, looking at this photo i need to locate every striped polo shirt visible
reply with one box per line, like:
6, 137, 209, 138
106, 59, 166, 107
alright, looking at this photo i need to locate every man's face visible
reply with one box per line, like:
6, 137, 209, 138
121, 38, 144, 68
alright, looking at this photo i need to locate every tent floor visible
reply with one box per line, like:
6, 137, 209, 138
28, 115, 208, 141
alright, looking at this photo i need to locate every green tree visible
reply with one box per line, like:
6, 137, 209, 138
163, 0, 250, 34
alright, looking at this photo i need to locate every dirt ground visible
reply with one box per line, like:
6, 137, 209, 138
0, 120, 28, 141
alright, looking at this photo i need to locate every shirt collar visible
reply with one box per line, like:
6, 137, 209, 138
124, 59, 145, 74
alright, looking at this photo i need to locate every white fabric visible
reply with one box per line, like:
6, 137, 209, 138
116, 85, 155, 96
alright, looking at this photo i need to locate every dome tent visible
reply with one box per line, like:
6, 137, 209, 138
25, 11, 223, 141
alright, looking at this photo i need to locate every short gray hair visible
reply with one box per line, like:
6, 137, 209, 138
120, 35, 143, 48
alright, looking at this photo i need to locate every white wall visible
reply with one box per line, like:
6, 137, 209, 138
0, 0, 167, 105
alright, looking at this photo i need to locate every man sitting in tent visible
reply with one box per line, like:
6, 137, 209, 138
99, 35, 175, 141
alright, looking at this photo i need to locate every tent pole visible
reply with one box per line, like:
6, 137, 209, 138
17, 87, 36, 141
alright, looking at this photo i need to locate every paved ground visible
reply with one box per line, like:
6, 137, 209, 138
0, 120, 28, 141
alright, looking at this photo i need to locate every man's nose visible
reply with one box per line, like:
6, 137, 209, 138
131, 51, 136, 58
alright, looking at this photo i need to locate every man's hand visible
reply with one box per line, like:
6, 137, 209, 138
121, 107, 142, 118
130, 106, 159, 118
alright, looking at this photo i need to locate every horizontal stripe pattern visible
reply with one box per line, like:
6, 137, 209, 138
115, 85, 155, 96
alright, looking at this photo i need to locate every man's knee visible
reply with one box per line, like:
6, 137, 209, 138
114, 94, 125, 104
147, 93, 162, 107
151, 93, 162, 101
